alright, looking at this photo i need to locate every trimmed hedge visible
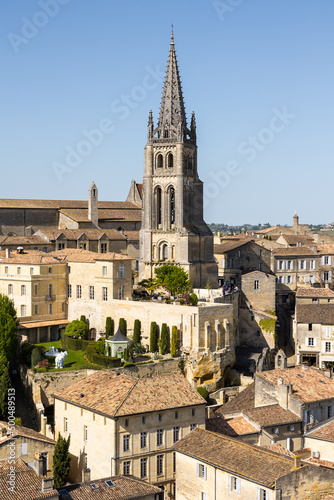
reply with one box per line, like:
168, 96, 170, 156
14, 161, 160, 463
61, 332, 92, 351
85, 345, 121, 368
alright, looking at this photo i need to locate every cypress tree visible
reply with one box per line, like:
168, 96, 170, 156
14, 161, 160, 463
106, 317, 114, 337
0, 367, 11, 420
133, 320, 141, 345
53, 434, 71, 488
171, 326, 178, 357
160, 323, 169, 355
149, 322, 158, 352
119, 318, 127, 336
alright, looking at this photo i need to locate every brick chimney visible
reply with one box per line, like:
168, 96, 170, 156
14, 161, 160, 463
34, 452, 44, 477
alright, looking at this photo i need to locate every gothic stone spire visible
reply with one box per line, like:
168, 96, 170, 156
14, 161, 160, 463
157, 32, 187, 140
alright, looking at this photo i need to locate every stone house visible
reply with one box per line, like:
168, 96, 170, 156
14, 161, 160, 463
276, 234, 315, 248
53, 371, 206, 499
293, 288, 334, 368
0, 421, 56, 476
0, 234, 53, 252
214, 239, 272, 288
304, 417, 334, 463
173, 427, 334, 499
240, 269, 276, 312
318, 244, 334, 288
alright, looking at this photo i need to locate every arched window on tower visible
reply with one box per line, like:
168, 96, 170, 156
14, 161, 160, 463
162, 243, 168, 261
167, 153, 173, 168
156, 187, 162, 227
164, 129, 169, 138
170, 187, 175, 225
156, 154, 163, 168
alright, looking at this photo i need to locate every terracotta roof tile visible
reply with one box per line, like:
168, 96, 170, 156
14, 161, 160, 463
215, 383, 255, 416
37, 229, 126, 241
296, 304, 334, 324
243, 404, 302, 427
262, 443, 295, 458
214, 239, 254, 254
173, 427, 296, 487
0, 199, 140, 210
257, 366, 334, 404
281, 235, 314, 245
206, 416, 258, 436
273, 247, 318, 256
53, 371, 205, 417
296, 288, 334, 298
49, 249, 132, 262
306, 417, 334, 441
59, 208, 142, 223
318, 244, 334, 255
0, 421, 56, 445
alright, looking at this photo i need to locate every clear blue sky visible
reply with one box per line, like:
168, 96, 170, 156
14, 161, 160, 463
1, 0, 333, 226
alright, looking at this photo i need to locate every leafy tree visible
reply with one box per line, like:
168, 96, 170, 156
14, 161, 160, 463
80, 315, 87, 325
119, 318, 127, 336
65, 320, 89, 340
0, 353, 9, 377
138, 278, 157, 297
0, 368, 12, 420
133, 320, 141, 344
154, 265, 190, 297
123, 342, 134, 362
31, 347, 43, 368
95, 338, 105, 355
0, 294, 19, 364
197, 386, 209, 402
106, 317, 114, 337
149, 322, 158, 352
171, 326, 178, 357
190, 293, 198, 306
159, 323, 169, 355
53, 434, 71, 488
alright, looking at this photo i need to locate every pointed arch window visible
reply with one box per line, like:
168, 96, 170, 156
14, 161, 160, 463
167, 153, 174, 168
156, 187, 162, 227
156, 154, 163, 168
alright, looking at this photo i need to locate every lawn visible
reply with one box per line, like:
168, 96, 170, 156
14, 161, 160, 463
35, 340, 102, 371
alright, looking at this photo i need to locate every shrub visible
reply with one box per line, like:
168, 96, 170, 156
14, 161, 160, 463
171, 326, 178, 357
159, 323, 169, 355
119, 318, 127, 336
61, 332, 92, 351
85, 345, 121, 368
123, 343, 134, 362
133, 343, 146, 355
95, 338, 105, 355
190, 293, 198, 306
133, 320, 141, 344
31, 347, 43, 368
106, 317, 114, 337
21, 343, 34, 366
197, 386, 209, 402
80, 315, 87, 325
149, 322, 158, 352
65, 320, 89, 340
37, 359, 50, 370
123, 362, 135, 367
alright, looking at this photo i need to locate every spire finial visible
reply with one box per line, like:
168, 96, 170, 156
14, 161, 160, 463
171, 24, 174, 44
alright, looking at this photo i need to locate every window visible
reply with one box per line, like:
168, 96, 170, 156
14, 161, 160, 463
84, 425, 88, 442
175, 411, 179, 419
48, 304, 52, 314
8, 284, 13, 295
123, 461, 130, 475
310, 260, 316, 270
201, 494, 207, 500
157, 429, 163, 446
48, 267, 52, 274
76, 285, 82, 299
142, 416, 146, 425
238, 250, 242, 258
192, 409, 196, 417
102, 266, 107, 277
21, 305, 26, 317
254, 280, 259, 290
101, 243, 108, 253
157, 454, 163, 476
167, 152, 173, 168
278, 260, 284, 270
34, 305, 38, 315
190, 424, 197, 431
308, 323, 313, 331
158, 413, 162, 422
173, 426, 179, 443
327, 406, 332, 419
259, 249, 262, 257
102, 287, 108, 302
287, 425, 294, 431
58, 243, 65, 250
156, 153, 163, 168
118, 264, 125, 278
228, 476, 241, 493
125, 418, 129, 428
326, 327, 331, 338
64, 417, 68, 433
89, 286, 94, 300
123, 434, 130, 452
286, 275, 293, 284
324, 256, 330, 265
140, 432, 147, 448
48, 284, 52, 296
140, 458, 147, 479
286, 260, 292, 270
308, 337, 314, 346
197, 463, 207, 480
17, 267, 21, 275
119, 286, 124, 300
4, 266, 8, 274
173, 452, 176, 473
258, 488, 268, 500
84, 453, 88, 469
229, 258, 234, 268
67, 284, 72, 298
68, 266, 71, 274
325, 342, 332, 353
34, 284, 38, 295
258, 263, 262, 271
299, 260, 305, 270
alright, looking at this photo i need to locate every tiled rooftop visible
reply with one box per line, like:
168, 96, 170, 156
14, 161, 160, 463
0, 421, 56, 445
262, 443, 295, 458
50, 249, 132, 262
318, 244, 334, 256
53, 371, 205, 417
215, 383, 255, 416
59, 208, 142, 223
37, 228, 127, 241
173, 427, 296, 487
243, 404, 302, 427
214, 239, 254, 254
281, 235, 314, 245
296, 288, 334, 298
57, 475, 162, 499
0, 199, 140, 210
257, 366, 334, 404
305, 417, 334, 441
273, 247, 318, 257
206, 416, 258, 436
296, 304, 334, 324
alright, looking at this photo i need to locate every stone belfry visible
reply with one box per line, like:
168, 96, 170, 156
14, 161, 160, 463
139, 32, 218, 288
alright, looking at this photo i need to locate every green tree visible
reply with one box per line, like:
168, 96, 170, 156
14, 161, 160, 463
53, 434, 71, 488
0, 353, 9, 377
133, 320, 141, 344
0, 295, 19, 364
0, 368, 12, 420
138, 278, 157, 297
171, 326, 178, 357
159, 323, 169, 355
31, 347, 43, 368
123, 342, 134, 362
190, 293, 198, 306
65, 320, 89, 340
95, 338, 105, 355
149, 322, 158, 352
197, 386, 209, 402
119, 318, 127, 336
106, 317, 114, 337
154, 265, 191, 297
80, 315, 87, 325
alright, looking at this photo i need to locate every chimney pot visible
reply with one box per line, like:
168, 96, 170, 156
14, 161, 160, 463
294, 455, 301, 468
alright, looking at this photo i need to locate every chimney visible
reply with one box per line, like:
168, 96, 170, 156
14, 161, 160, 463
34, 452, 44, 477
88, 182, 98, 228
278, 379, 290, 409
41, 477, 54, 493
82, 467, 91, 483
293, 455, 301, 469
5, 248, 10, 258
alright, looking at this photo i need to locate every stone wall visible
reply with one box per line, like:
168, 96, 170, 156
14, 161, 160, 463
241, 270, 276, 311
276, 464, 334, 500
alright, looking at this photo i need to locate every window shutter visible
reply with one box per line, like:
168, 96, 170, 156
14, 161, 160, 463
303, 410, 308, 423
286, 437, 291, 451
329, 257, 332, 265
291, 276, 293, 283
305, 337, 308, 346
314, 338, 317, 346
310, 410, 315, 425
291, 260, 294, 270
236, 478, 241, 494
329, 271, 333, 282
282, 261, 285, 270
317, 408, 321, 422
21, 443, 27, 455
196, 463, 200, 477
228, 475, 232, 491
257, 487, 261, 500
322, 256, 325, 265
281, 276, 285, 284
298, 261, 301, 270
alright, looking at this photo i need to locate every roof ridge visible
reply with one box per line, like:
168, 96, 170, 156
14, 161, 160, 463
113, 376, 138, 417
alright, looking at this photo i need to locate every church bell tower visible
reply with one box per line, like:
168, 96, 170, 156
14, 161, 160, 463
139, 32, 218, 288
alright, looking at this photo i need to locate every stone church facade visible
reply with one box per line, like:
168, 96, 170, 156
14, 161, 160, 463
139, 33, 218, 289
